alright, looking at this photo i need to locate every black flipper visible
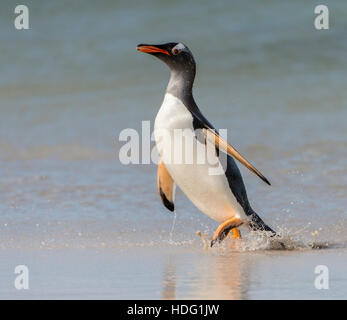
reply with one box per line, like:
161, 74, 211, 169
157, 161, 175, 212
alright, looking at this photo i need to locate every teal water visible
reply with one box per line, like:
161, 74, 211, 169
0, 0, 346, 299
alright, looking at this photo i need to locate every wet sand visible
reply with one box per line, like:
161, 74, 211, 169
0, 244, 346, 299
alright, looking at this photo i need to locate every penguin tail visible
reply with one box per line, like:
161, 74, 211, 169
245, 210, 286, 249
248, 211, 276, 236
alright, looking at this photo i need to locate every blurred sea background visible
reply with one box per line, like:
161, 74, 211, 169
0, 0, 346, 299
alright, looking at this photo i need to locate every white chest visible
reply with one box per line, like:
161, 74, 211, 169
154, 93, 194, 158
153, 93, 246, 222
155, 93, 193, 130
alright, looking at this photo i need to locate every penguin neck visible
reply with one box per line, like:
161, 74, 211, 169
166, 68, 195, 104
165, 67, 210, 126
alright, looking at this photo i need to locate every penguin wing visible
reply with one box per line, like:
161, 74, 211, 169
157, 160, 176, 212
203, 128, 271, 185
190, 110, 270, 186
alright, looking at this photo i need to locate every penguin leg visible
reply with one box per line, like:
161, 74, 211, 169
229, 228, 242, 250
211, 217, 243, 247
232, 228, 242, 239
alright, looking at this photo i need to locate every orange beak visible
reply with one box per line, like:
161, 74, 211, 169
136, 45, 170, 56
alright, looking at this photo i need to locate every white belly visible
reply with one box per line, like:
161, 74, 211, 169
154, 93, 246, 223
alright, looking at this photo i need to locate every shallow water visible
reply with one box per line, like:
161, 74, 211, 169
0, 0, 346, 299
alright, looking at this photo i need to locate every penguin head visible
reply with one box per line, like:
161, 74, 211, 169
136, 42, 195, 74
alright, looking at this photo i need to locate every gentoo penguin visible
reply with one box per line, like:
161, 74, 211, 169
137, 42, 276, 247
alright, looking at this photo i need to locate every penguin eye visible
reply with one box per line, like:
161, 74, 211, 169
172, 48, 180, 55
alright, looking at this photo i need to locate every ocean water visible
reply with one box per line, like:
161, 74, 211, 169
0, 0, 346, 299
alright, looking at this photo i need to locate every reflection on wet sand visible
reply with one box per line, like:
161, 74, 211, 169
161, 256, 177, 300
161, 244, 252, 300
187, 251, 251, 299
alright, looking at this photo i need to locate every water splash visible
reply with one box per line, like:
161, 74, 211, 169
196, 226, 342, 255
168, 210, 177, 244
